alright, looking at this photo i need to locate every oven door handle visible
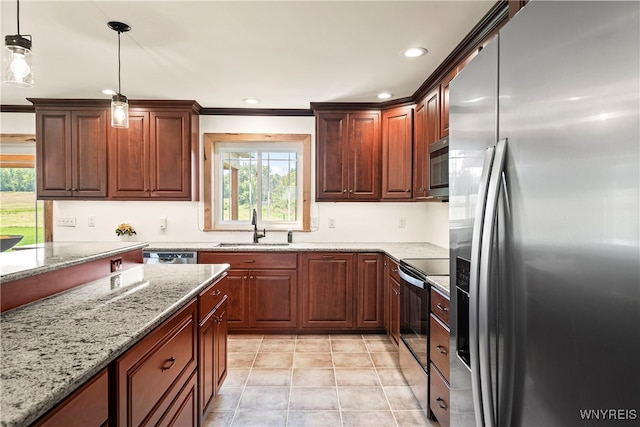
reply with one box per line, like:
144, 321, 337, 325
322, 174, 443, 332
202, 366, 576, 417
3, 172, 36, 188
398, 268, 427, 289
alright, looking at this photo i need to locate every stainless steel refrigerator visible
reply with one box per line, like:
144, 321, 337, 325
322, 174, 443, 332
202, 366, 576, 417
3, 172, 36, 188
448, 1, 639, 426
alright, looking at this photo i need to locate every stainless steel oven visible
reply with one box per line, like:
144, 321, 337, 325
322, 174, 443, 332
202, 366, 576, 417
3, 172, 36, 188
428, 136, 449, 199
398, 258, 449, 416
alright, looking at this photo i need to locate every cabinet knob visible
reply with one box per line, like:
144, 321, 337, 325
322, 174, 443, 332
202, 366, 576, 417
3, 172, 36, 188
212, 289, 221, 296
242, 259, 255, 263
160, 356, 176, 372
65, 188, 71, 191
436, 303, 449, 312
72, 188, 78, 191
405, 189, 411, 192
436, 397, 448, 410
436, 344, 448, 355
243, 276, 248, 279
349, 189, 353, 193
343, 189, 347, 193
250, 276, 254, 279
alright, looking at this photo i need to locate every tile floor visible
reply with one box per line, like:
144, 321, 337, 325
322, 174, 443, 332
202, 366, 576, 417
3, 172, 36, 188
203, 334, 440, 427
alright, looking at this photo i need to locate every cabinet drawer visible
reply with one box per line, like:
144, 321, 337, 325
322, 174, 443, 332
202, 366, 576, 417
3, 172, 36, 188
199, 276, 227, 322
429, 314, 450, 382
388, 258, 400, 283
117, 300, 197, 427
199, 252, 297, 269
430, 287, 450, 326
430, 362, 450, 427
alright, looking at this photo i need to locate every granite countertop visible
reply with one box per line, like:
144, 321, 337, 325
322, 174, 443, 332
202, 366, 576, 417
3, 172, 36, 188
0, 242, 148, 283
0, 263, 229, 427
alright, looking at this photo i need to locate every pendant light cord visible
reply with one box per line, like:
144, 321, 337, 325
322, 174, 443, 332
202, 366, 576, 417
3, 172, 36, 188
117, 30, 122, 94
16, 0, 21, 34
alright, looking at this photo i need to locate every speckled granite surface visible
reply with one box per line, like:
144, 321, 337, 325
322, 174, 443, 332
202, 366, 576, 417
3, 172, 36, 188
0, 242, 148, 283
0, 263, 229, 427
427, 275, 450, 295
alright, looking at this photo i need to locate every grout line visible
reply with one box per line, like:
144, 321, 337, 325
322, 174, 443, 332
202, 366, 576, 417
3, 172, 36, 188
329, 334, 345, 427
367, 336, 401, 427
228, 334, 263, 427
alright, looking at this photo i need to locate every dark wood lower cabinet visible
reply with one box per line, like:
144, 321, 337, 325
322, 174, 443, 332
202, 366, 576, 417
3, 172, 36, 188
199, 291, 228, 420
356, 253, 384, 328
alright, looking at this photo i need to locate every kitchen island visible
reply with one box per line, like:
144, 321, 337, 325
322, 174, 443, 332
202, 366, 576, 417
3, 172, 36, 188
0, 261, 229, 426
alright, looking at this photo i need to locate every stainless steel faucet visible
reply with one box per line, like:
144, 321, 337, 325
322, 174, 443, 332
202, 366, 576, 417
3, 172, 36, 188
251, 208, 266, 243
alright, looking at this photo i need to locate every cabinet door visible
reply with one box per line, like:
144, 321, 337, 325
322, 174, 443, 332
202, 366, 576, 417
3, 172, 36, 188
382, 106, 413, 199
356, 253, 384, 328
251, 269, 298, 328
349, 112, 381, 199
301, 253, 355, 329
225, 270, 249, 329
36, 110, 72, 198
316, 112, 349, 200
150, 111, 191, 199
71, 110, 107, 197
413, 98, 427, 198
440, 68, 458, 138
109, 110, 150, 198
213, 298, 228, 395
199, 312, 216, 419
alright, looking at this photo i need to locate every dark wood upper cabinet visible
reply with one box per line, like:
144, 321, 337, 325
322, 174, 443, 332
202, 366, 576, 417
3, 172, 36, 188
316, 111, 380, 201
381, 106, 413, 200
110, 108, 195, 200
414, 88, 440, 199
35, 108, 107, 199
439, 67, 458, 138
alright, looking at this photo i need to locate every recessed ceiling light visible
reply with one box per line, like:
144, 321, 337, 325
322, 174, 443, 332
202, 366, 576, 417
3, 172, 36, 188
243, 98, 260, 104
102, 89, 117, 95
401, 47, 428, 58
377, 92, 394, 100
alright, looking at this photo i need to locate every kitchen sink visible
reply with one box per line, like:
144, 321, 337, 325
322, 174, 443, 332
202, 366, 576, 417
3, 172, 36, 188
217, 243, 290, 247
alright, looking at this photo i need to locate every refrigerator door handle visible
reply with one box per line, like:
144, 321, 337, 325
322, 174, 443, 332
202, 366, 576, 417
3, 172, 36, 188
469, 145, 496, 427
478, 138, 508, 427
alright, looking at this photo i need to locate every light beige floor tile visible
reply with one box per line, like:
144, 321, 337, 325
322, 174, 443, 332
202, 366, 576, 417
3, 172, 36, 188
292, 368, 336, 387
334, 368, 380, 386
362, 334, 390, 341
259, 339, 296, 352
222, 369, 250, 388
370, 351, 400, 368
376, 368, 408, 386
203, 410, 235, 427
228, 352, 256, 368
341, 410, 397, 426
295, 340, 332, 352
293, 352, 333, 368
262, 334, 296, 340
229, 334, 263, 340
338, 386, 390, 411
237, 386, 290, 411
289, 386, 339, 410
210, 387, 243, 411
384, 386, 423, 410
330, 334, 363, 340
296, 334, 330, 340
331, 340, 368, 353
231, 410, 288, 426
365, 340, 398, 353
253, 352, 294, 369
287, 410, 342, 427
333, 352, 373, 368
393, 410, 437, 427
246, 368, 292, 386
228, 339, 262, 353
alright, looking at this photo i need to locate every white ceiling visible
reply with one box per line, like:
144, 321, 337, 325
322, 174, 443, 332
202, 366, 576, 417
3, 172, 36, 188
0, 0, 496, 109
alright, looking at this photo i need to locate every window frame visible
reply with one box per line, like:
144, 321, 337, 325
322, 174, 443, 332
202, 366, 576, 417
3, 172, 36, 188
203, 133, 311, 231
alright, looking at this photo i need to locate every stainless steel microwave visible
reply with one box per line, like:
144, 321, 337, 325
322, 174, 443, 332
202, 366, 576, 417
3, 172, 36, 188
429, 136, 449, 199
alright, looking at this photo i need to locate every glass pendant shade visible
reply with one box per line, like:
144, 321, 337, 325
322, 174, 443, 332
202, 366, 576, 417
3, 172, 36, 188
3, 35, 33, 88
111, 93, 129, 128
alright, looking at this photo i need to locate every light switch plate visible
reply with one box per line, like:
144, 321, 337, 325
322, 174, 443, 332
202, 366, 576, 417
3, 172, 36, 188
328, 218, 336, 228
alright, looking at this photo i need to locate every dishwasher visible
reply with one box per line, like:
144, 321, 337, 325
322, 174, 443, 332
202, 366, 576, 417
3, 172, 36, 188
143, 251, 198, 264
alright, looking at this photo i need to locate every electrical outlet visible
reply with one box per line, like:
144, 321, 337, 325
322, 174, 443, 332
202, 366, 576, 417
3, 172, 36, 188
399, 217, 406, 228
328, 217, 336, 228
88, 216, 96, 227
311, 217, 319, 228
57, 216, 76, 227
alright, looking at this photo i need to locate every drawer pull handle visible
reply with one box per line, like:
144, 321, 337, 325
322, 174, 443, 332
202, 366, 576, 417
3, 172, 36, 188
436, 345, 448, 355
391, 268, 398, 272
215, 312, 225, 324
242, 259, 255, 263
436, 303, 449, 312
436, 397, 448, 410
161, 356, 176, 372
322, 255, 334, 259
212, 289, 221, 296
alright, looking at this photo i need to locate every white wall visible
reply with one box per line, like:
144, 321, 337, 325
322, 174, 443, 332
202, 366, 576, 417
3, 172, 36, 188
0, 112, 450, 247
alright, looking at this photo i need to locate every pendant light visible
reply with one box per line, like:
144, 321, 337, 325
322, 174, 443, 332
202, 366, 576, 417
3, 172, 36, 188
3, 0, 33, 88
108, 21, 131, 128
